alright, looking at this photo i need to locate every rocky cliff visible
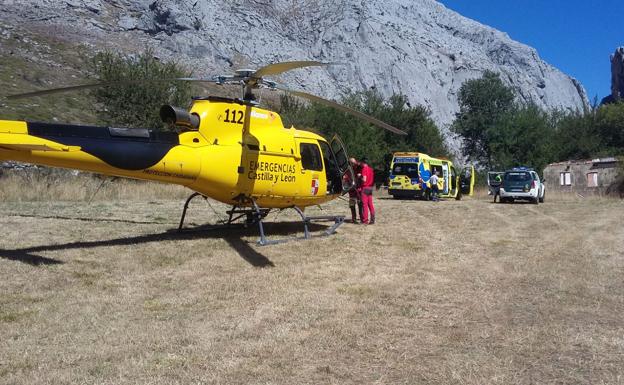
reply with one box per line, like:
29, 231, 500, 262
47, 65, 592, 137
0, 0, 589, 128
603, 47, 624, 104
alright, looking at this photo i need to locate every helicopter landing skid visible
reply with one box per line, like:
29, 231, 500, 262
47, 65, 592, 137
254, 206, 346, 246
177, 193, 345, 246
178, 192, 205, 231
225, 199, 345, 246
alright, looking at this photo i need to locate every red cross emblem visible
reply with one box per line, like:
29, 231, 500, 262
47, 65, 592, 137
311, 178, 319, 195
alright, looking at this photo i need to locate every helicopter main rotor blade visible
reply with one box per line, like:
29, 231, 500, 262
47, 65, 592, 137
7, 82, 109, 100
252, 61, 332, 79
275, 85, 407, 135
6, 78, 220, 100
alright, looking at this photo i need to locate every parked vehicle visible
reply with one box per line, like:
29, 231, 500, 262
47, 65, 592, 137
388, 152, 474, 200
499, 167, 545, 204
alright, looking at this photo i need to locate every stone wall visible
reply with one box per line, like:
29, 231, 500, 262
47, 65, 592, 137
544, 159, 621, 196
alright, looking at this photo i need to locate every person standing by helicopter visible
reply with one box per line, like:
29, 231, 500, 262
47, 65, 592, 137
347, 158, 363, 223
359, 157, 376, 224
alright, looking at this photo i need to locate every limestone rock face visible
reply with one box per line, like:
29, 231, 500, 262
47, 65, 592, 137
0, 0, 589, 128
609, 47, 624, 102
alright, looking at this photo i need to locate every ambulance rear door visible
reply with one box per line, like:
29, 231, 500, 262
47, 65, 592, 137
449, 165, 458, 197
441, 161, 450, 195
460, 165, 475, 196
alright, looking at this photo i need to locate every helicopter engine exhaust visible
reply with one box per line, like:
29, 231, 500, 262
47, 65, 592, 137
160, 105, 200, 130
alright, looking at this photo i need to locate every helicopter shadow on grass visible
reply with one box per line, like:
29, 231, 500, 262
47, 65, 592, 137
5, 213, 170, 225
0, 220, 331, 268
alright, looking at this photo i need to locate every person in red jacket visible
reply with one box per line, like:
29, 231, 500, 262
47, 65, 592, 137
358, 157, 375, 224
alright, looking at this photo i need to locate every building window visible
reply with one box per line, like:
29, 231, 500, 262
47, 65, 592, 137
560, 172, 572, 186
587, 172, 598, 187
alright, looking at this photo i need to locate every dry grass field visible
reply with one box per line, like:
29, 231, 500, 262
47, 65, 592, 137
1, 178, 623, 384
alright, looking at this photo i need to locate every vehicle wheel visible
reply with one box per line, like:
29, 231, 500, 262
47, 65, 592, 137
539, 192, 545, 203
532, 197, 539, 204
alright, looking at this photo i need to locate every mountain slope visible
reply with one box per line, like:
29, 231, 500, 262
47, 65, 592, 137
0, 0, 588, 128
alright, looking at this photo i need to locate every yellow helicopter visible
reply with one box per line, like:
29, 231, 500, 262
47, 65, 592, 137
0, 61, 406, 245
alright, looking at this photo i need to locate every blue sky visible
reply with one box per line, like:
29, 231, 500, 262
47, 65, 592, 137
437, 0, 623, 102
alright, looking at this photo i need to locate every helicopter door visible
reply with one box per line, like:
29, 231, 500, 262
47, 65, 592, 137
318, 140, 342, 195
297, 140, 325, 197
460, 165, 475, 196
330, 135, 355, 194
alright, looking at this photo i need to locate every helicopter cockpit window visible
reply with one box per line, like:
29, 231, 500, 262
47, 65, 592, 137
300, 143, 323, 171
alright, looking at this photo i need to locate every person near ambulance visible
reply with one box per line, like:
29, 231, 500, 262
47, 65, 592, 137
429, 170, 440, 201
359, 157, 376, 224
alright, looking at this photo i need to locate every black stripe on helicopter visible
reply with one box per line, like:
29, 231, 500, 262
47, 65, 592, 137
27, 121, 179, 170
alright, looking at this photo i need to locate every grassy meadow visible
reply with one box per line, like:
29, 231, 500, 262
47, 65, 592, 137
0, 176, 623, 384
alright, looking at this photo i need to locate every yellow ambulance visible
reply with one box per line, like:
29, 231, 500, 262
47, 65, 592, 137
387, 152, 474, 200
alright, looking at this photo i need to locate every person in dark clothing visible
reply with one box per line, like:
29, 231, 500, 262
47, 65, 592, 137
492, 173, 502, 203
346, 157, 363, 223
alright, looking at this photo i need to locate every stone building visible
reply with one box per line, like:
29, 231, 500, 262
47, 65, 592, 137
543, 157, 622, 196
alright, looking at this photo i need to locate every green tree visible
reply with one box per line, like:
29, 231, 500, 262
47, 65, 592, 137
549, 102, 624, 161
493, 104, 556, 172
279, 90, 447, 169
595, 101, 624, 155
90, 49, 192, 129
451, 70, 515, 168
374, 93, 449, 157
552, 110, 602, 160
295, 93, 388, 168
451, 72, 624, 172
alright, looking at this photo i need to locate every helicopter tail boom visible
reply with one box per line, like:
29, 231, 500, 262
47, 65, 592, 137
0, 119, 200, 185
